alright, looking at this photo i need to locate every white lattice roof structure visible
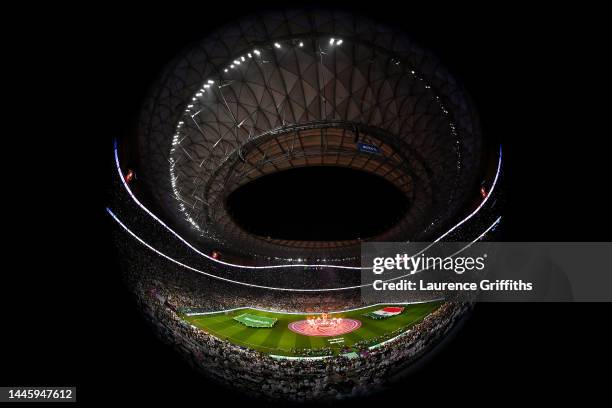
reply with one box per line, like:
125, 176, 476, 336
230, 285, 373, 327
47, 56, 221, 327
134, 9, 483, 261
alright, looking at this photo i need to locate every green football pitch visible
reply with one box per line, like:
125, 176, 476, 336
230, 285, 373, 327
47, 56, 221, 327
182, 301, 442, 356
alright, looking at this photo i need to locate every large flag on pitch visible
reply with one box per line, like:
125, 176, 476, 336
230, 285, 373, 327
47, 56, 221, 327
364, 306, 404, 319
233, 313, 277, 328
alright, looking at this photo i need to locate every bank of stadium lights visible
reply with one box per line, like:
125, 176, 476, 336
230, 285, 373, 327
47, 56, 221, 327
186, 38, 352, 123
402, 69, 454, 127
222, 49, 262, 77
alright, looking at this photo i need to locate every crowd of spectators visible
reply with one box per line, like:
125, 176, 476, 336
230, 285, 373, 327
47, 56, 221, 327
112, 234, 471, 401
131, 277, 468, 401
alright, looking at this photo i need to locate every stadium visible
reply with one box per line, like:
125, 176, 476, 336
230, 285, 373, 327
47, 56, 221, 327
108, 9, 502, 402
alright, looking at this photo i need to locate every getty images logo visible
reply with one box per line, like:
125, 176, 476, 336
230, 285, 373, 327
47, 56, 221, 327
372, 253, 488, 275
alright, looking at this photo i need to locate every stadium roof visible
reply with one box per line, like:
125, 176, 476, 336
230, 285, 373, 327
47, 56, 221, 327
134, 9, 483, 262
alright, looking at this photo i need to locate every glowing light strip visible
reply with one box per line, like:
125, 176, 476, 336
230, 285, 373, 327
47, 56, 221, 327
372, 215, 501, 284
369, 328, 413, 350
395, 144, 503, 262
269, 355, 329, 361
107, 207, 500, 292
183, 299, 444, 316
434, 145, 502, 243
114, 140, 502, 270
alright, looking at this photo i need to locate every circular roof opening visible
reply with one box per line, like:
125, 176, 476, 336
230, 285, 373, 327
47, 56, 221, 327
226, 166, 409, 241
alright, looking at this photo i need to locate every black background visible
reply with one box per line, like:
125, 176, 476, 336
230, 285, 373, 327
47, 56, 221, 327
2, 2, 611, 406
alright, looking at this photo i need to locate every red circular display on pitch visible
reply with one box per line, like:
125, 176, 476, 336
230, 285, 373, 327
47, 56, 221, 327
288, 318, 362, 337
